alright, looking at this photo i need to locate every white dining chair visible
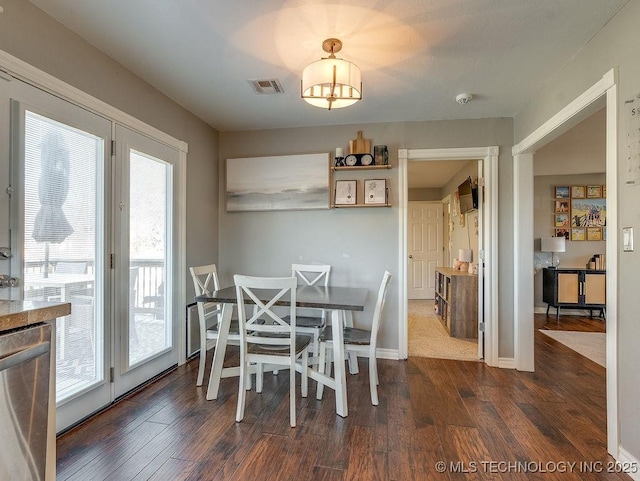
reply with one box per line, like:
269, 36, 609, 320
283, 263, 330, 365
234, 274, 310, 428
190, 263, 231, 387
316, 271, 391, 406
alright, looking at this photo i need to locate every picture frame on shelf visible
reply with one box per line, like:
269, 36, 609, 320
555, 186, 570, 198
571, 185, 586, 199
555, 214, 569, 227
334, 180, 357, 205
586, 185, 603, 198
587, 227, 603, 241
555, 228, 570, 239
364, 179, 387, 205
571, 227, 585, 241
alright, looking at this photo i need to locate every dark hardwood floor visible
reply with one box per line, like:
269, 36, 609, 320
57, 314, 628, 480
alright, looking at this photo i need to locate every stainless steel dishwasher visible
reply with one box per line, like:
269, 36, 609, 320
0, 322, 52, 481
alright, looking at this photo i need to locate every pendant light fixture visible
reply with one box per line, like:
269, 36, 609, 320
301, 38, 362, 110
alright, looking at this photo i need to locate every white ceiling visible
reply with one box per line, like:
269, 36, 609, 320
408, 160, 471, 189
27, 0, 627, 133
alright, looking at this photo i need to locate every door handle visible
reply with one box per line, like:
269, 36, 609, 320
409, 255, 413, 259
0, 341, 50, 372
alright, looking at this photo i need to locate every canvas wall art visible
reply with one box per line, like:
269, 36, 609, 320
226, 153, 330, 212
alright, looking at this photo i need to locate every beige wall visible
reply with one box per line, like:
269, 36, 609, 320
515, 0, 640, 459
0, 0, 221, 300
441, 161, 480, 268
408, 188, 440, 202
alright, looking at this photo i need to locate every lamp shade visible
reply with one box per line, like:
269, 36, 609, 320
302, 57, 362, 109
301, 38, 362, 110
458, 249, 473, 263
541, 237, 566, 253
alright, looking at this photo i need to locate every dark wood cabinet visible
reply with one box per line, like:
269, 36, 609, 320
434, 267, 478, 338
542, 268, 606, 320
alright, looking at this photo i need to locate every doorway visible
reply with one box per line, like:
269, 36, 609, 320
398, 147, 499, 366
512, 69, 618, 455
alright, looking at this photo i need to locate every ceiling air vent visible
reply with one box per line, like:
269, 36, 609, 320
249, 79, 285, 94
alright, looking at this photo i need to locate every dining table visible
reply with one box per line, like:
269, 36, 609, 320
195, 284, 369, 418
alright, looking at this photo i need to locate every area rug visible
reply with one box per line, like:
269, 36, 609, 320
408, 300, 480, 361
539, 330, 606, 367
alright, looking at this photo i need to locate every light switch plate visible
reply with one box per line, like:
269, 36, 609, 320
623, 227, 634, 252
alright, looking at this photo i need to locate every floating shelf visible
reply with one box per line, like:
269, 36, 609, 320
331, 164, 391, 171
331, 203, 391, 209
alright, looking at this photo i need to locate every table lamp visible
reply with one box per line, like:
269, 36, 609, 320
541, 237, 565, 267
458, 249, 472, 271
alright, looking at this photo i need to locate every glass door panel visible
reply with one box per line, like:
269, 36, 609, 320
128, 149, 170, 366
114, 125, 177, 397
22, 111, 105, 402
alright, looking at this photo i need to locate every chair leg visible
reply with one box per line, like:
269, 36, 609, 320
236, 359, 247, 423
256, 362, 264, 393
196, 338, 207, 386
316, 341, 326, 400
289, 360, 296, 428
369, 352, 379, 406
301, 349, 309, 398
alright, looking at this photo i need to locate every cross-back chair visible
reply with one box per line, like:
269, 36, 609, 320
234, 274, 310, 427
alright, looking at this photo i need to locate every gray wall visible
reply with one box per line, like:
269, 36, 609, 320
0, 0, 220, 302
514, 0, 640, 461
219, 119, 514, 353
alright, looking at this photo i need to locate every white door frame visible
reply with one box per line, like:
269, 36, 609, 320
512, 68, 618, 457
398, 147, 499, 366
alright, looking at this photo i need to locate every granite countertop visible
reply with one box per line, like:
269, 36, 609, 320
0, 300, 71, 333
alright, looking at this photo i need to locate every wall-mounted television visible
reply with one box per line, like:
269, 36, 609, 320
458, 176, 478, 214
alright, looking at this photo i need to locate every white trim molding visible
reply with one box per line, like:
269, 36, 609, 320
511, 68, 619, 459
398, 146, 499, 367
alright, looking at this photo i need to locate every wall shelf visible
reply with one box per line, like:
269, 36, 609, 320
331, 203, 392, 208
332, 164, 391, 171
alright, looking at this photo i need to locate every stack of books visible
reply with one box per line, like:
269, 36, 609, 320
587, 254, 606, 270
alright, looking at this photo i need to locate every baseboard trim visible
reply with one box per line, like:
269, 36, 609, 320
534, 306, 605, 317
617, 446, 640, 480
376, 348, 400, 360
498, 357, 516, 369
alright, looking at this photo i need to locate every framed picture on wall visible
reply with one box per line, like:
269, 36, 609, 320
555, 186, 570, 198
571, 185, 586, 199
586, 185, 603, 198
587, 227, 603, 241
570, 197, 606, 227
555, 200, 569, 213
602, 185, 607, 197
555, 228, 570, 239
571, 227, 585, 241
555, 214, 569, 227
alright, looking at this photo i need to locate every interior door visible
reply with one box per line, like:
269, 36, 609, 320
408, 202, 443, 299
113, 124, 178, 396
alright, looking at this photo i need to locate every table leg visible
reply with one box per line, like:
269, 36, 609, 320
331, 309, 348, 417
206, 302, 233, 400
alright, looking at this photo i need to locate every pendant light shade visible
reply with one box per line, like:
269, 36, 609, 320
301, 38, 362, 110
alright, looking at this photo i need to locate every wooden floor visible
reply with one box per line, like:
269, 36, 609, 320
57, 313, 629, 481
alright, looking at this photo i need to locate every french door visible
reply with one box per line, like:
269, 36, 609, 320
1, 75, 179, 432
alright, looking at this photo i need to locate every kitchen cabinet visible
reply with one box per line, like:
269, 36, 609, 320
542, 268, 606, 320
